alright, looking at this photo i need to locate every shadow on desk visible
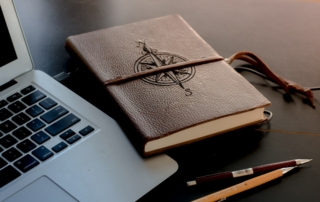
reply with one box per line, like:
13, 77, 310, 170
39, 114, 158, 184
143, 128, 267, 201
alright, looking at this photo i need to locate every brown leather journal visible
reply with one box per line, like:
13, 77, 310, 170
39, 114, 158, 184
65, 14, 271, 156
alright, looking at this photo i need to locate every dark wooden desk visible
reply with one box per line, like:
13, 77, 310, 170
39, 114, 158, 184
14, 0, 320, 201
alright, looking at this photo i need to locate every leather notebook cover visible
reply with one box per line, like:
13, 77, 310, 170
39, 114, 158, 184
65, 14, 271, 156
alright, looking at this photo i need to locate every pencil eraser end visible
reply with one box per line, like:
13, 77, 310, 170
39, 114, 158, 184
187, 181, 197, 186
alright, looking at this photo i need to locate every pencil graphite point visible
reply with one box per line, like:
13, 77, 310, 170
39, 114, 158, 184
281, 166, 296, 174
187, 180, 197, 186
295, 159, 312, 165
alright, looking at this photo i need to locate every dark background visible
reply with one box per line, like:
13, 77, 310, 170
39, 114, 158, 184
13, 0, 320, 201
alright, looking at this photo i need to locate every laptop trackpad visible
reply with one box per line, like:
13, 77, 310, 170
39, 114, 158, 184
4, 176, 78, 202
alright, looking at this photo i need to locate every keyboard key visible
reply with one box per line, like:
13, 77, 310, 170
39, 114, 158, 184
0, 157, 7, 169
60, 129, 75, 140
0, 166, 21, 188
21, 90, 46, 106
27, 119, 45, 132
31, 131, 50, 144
39, 98, 57, 110
17, 139, 37, 153
52, 142, 68, 153
0, 100, 8, 109
79, 125, 94, 136
12, 127, 32, 140
0, 120, 17, 133
0, 135, 18, 148
12, 112, 31, 125
32, 146, 53, 161
0, 146, 3, 152
45, 113, 80, 136
66, 134, 81, 144
7, 93, 22, 102
26, 105, 44, 117
2, 147, 22, 162
0, 108, 13, 121
8, 101, 26, 113
14, 154, 39, 173
21, 85, 36, 95
40, 106, 68, 124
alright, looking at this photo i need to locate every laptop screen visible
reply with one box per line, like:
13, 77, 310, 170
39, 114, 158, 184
0, 6, 17, 68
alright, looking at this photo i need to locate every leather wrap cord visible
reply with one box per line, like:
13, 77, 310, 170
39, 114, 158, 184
225, 51, 315, 108
104, 51, 315, 108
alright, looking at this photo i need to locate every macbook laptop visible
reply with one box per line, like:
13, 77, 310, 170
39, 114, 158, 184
0, 0, 178, 201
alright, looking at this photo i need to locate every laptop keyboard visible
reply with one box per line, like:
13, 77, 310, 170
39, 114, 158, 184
0, 85, 95, 188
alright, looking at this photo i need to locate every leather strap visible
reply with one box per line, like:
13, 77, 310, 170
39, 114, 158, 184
103, 56, 224, 85
104, 51, 315, 108
225, 51, 315, 108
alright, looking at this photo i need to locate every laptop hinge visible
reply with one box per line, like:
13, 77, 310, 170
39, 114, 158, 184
0, 80, 17, 92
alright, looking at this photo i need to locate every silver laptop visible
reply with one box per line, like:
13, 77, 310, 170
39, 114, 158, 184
0, 0, 178, 201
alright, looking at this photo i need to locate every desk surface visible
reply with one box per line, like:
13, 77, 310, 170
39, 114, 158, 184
14, 0, 320, 201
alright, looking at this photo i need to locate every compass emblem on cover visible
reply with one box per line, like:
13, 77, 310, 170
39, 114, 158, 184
134, 41, 195, 96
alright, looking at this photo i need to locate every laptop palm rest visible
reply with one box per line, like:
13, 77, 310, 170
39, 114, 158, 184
3, 176, 78, 202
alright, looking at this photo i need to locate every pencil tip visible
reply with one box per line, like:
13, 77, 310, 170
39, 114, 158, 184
281, 166, 296, 174
296, 159, 313, 165
187, 181, 197, 186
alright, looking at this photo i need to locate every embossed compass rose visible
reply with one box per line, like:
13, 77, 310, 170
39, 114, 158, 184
134, 41, 195, 96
